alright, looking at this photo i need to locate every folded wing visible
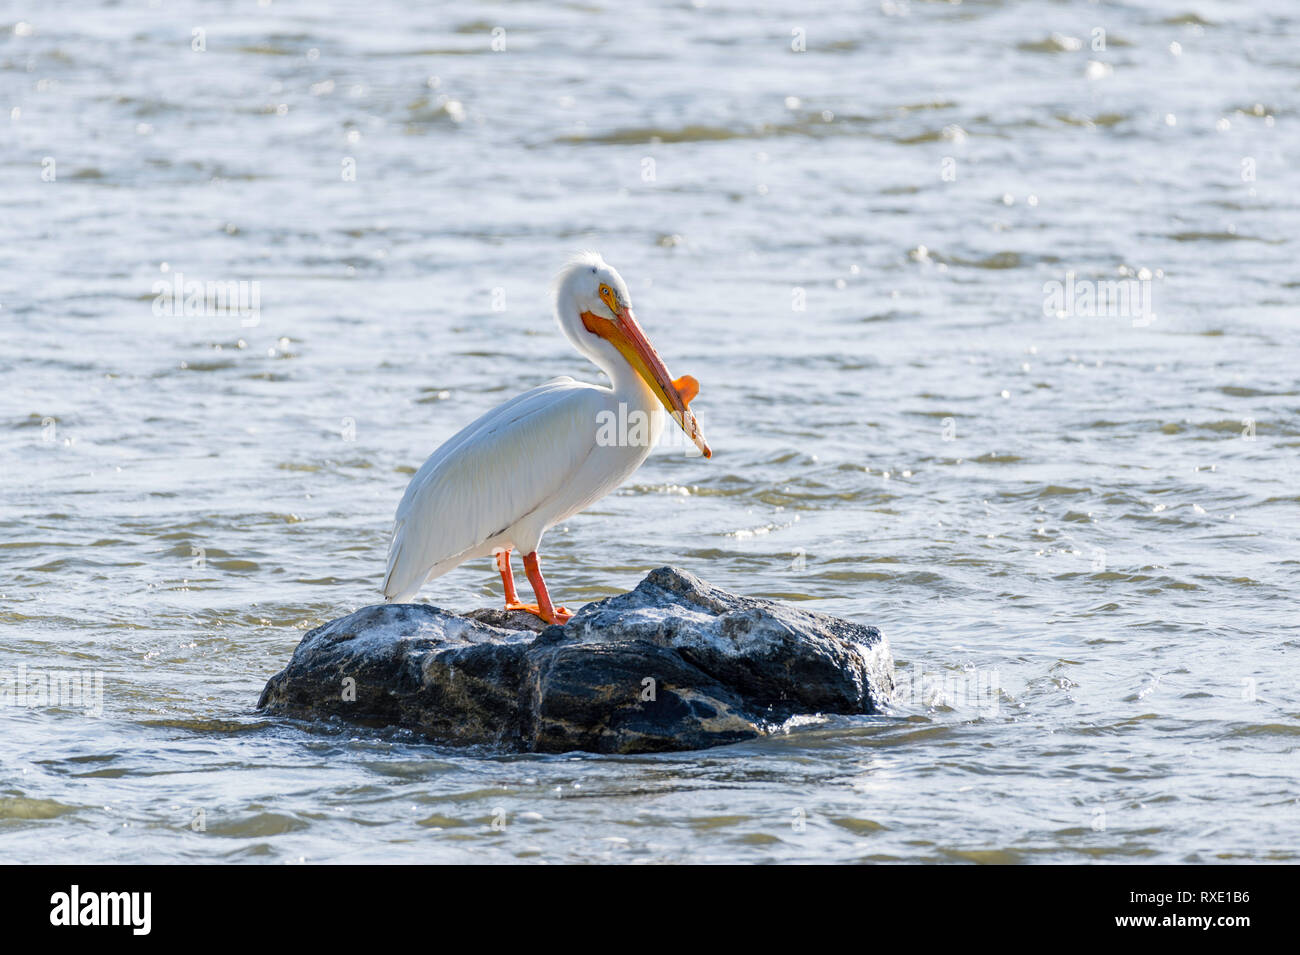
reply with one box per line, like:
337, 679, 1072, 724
382, 378, 603, 601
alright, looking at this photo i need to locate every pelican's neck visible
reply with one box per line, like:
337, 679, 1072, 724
586, 336, 656, 409
582, 340, 662, 448
557, 297, 656, 410
613, 358, 659, 415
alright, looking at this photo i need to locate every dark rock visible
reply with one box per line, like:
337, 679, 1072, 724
463, 607, 550, 633
257, 566, 893, 754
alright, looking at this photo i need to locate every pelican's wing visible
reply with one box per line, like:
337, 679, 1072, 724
382, 377, 603, 601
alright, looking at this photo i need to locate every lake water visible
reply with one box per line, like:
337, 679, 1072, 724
2, 0, 1297, 863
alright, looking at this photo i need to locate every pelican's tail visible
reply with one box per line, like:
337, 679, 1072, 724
381, 520, 421, 603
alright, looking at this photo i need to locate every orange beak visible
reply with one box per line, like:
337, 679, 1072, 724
580, 305, 712, 458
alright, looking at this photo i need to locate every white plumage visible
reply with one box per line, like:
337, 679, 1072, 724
382, 378, 636, 599
382, 253, 710, 623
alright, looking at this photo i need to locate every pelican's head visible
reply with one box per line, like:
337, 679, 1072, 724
553, 252, 711, 458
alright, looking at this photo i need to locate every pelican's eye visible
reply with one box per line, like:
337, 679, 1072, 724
598, 284, 618, 311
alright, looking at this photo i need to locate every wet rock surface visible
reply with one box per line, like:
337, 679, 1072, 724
257, 566, 894, 754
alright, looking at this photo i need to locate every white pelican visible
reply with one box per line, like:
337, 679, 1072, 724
382, 253, 711, 624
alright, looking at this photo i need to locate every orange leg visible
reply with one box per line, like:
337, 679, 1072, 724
495, 549, 520, 606
523, 551, 572, 625
498, 549, 570, 625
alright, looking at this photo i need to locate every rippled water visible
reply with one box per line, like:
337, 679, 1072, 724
2, 0, 1298, 863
